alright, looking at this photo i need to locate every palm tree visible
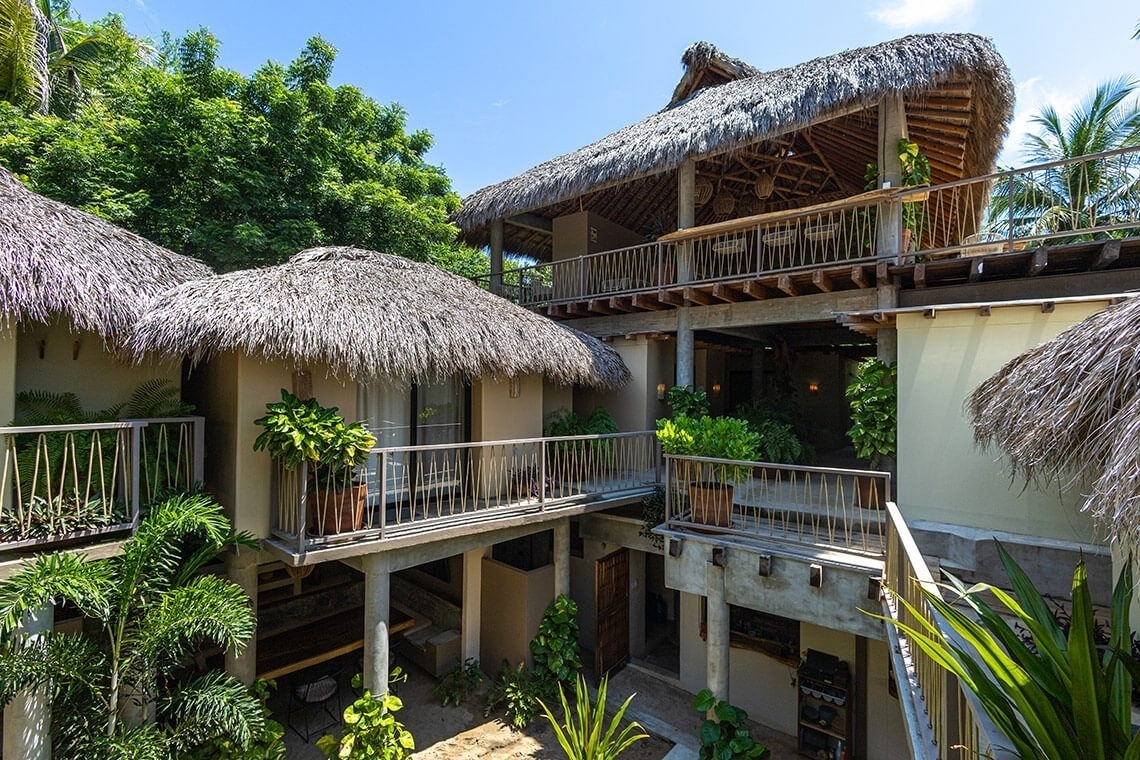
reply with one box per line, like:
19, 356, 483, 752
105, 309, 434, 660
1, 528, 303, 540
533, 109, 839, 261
0, 494, 266, 757
988, 78, 1140, 240
0, 0, 112, 114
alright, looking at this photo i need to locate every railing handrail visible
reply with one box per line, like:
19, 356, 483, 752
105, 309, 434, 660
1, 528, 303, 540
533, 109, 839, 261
666, 452, 891, 484
363, 430, 656, 457
0, 420, 148, 435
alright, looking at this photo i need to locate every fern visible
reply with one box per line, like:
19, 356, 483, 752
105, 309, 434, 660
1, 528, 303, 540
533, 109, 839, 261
124, 379, 194, 419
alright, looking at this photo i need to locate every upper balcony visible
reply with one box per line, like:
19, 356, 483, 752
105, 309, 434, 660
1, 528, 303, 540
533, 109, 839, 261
0, 417, 205, 559
474, 148, 1140, 318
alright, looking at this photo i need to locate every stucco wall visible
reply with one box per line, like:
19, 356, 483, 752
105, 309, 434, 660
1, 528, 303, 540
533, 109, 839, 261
574, 337, 668, 433
480, 557, 554, 668
0, 328, 14, 426
552, 211, 642, 261
472, 375, 543, 442
15, 322, 179, 412
896, 303, 1106, 541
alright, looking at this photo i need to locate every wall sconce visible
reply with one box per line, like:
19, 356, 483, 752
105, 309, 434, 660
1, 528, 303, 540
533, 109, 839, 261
711, 382, 722, 394
807, 381, 820, 394
656, 382, 667, 401
509, 377, 521, 398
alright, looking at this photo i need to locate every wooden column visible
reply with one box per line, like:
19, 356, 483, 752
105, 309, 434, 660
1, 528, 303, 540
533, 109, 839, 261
676, 158, 696, 388
4, 606, 52, 760
876, 95, 907, 259
225, 547, 260, 686
490, 219, 504, 296
362, 553, 391, 694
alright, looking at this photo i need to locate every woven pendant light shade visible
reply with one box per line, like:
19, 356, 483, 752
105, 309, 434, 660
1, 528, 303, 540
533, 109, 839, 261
713, 191, 736, 216
694, 178, 713, 206
754, 171, 775, 199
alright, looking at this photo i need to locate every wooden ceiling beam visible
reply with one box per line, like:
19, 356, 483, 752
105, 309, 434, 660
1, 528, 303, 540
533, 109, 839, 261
712, 283, 743, 302
777, 275, 799, 296
684, 286, 712, 305
631, 293, 665, 311
505, 213, 553, 235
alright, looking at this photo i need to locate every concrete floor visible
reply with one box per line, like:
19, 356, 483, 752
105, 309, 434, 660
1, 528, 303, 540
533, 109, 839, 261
271, 655, 799, 760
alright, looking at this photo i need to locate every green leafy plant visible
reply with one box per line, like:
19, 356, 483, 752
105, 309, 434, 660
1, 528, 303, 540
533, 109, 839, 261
433, 658, 484, 707
657, 415, 760, 483
639, 487, 665, 549
531, 594, 582, 684
316, 673, 414, 759
692, 689, 769, 759
845, 358, 897, 469
539, 674, 648, 760
253, 390, 376, 481
879, 542, 1139, 759
484, 661, 552, 730
750, 419, 805, 465
665, 386, 709, 418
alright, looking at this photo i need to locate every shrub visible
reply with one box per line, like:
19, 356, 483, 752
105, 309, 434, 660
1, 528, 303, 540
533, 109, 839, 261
531, 594, 582, 684
433, 658, 484, 707
316, 673, 414, 759
692, 690, 769, 759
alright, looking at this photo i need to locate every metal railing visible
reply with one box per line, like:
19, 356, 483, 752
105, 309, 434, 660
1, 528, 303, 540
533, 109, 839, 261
0, 417, 205, 550
906, 145, 1140, 259
882, 501, 1005, 760
662, 455, 890, 557
271, 431, 659, 554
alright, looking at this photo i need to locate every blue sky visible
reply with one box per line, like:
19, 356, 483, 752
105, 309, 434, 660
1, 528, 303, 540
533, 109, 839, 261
71, 0, 1140, 197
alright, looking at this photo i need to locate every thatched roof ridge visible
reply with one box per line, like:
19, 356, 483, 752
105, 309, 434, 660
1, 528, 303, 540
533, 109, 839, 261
456, 33, 1013, 237
967, 296, 1140, 542
131, 246, 630, 389
669, 41, 761, 106
0, 167, 211, 338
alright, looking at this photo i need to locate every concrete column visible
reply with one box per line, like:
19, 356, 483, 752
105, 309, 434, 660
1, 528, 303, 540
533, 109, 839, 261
705, 561, 729, 704
4, 605, 52, 760
490, 219, 504, 296
876, 284, 899, 365
553, 521, 571, 599
0, 328, 14, 516
676, 158, 696, 388
876, 95, 907, 258
362, 553, 391, 694
225, 547, 260, 686
461, 548, 485, 662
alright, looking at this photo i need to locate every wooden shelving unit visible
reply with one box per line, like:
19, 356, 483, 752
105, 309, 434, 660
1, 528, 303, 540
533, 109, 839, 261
797, 658, 852, 759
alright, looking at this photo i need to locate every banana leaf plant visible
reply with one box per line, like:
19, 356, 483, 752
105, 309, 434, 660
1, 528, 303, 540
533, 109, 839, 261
883, 541, 1140, 759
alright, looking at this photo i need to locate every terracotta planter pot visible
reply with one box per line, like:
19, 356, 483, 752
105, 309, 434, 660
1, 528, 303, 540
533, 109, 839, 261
307, 483, 367, 535
688, 482, 733, 527
856, 477, 882, 510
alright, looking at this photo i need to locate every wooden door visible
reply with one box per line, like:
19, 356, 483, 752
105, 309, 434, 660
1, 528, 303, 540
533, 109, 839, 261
595, 548, 629, 676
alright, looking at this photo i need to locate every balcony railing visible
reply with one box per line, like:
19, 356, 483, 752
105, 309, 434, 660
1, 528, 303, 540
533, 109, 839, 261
0, 417, 205, 551
882, 501, 1008, 760
475, 147, 1140, 307
662, 455, 890, 557
271, 431, 659, 556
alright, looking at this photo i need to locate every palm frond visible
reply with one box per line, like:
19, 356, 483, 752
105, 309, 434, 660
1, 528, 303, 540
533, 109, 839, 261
135, 574, 255, 671
162, 671, 266, 753
0, 551, 110, 632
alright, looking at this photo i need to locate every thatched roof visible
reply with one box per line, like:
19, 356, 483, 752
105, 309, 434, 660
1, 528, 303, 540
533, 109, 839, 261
131, 246, 631, 389
0, 167, 211, 339
967, 297, 1140, 543
457, 34, 1013, 259
669, 42, 761, 107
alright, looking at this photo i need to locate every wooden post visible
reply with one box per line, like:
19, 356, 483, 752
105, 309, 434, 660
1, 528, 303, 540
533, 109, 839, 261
490, 219, 504, 296
291, 369, 313, 401
876, 95, 907, 259
676, 158, 696, 388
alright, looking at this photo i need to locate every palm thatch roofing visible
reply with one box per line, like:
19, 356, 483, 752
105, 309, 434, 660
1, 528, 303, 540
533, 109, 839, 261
131, 246, 631, 388
0, 167, 211, 339
967, 296, 1140, 543
457, 34, 1013, 259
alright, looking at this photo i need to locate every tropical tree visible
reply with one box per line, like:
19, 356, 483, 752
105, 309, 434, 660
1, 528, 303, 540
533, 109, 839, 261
883, 542, 1140, 759
988, 78, 1140, 239
0, 493, 267, 757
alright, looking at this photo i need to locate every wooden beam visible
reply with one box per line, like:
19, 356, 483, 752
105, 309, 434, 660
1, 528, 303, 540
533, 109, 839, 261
608, 297, 636, 313
631, 294, 664, 311
567, 303, 589, 316
811, 270, 834, 292
876, 261, 891, 286
505, 213, 553, 234
979, 305, 991, 317
914, 263, 926, 289
969, 258, 983, 282
684, 287, 712, 306
587, 299, 615, 315
712, 284, 743, 303
1041, 300, 1055, 313
658, 289, 684, 307
743, 280, 769, 299
1028, 247, 1048, 277
851, 265, 870, 289
1093, 239, 1121, 269
777, 275, 799, 297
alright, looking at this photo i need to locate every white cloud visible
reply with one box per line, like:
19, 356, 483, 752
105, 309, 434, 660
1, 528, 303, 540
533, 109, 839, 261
871, 0, 974, 29
998, 77, 1083, 167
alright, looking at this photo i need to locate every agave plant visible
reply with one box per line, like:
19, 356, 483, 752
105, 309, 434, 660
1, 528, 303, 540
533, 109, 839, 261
885, 541, 1139, 759
539, 673, 648, 760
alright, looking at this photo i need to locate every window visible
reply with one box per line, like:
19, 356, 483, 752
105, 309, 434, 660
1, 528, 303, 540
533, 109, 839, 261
700, 601, 800, 665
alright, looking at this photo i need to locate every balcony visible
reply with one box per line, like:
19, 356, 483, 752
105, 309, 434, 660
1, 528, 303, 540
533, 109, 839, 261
268, 431, 659, 562
476, 148, 1140, 315
0, 417, 205, 553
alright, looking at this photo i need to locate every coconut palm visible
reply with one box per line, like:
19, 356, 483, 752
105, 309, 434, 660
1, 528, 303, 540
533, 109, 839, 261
0, 493, 265, 757
988, 78, 1140, 239
0, 0, 111, 114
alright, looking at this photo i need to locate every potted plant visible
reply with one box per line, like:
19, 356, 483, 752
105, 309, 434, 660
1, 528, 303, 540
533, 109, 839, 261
864, 138, 932, 252
845, 358, 897, 508
657, 413, 759, 527
254, 390, 376, 534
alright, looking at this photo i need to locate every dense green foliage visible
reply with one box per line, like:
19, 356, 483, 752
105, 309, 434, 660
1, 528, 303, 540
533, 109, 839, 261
691, 689, 769, 759
0, 8, 486, 274
432, 658, 484, 707
539, 674, 648, 760
882, 542, 1140, 759
253, 390, 376, 478
0, 494, 264, 757
845, 358, 897, 468
656, 414, 760, 483
317, 673, 414, 760
530, 594, 582, 684
484, 661, 550, 730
